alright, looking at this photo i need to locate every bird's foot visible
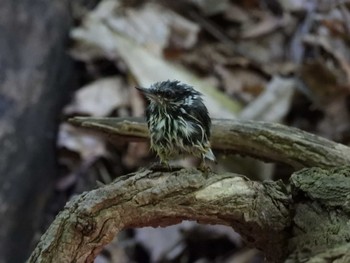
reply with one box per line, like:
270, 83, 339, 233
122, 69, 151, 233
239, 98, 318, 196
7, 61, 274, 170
147, 161, 182, 172
198, 161, 211, 173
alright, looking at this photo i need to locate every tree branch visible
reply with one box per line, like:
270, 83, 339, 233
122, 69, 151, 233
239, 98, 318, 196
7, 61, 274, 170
69, 117, 350, 169
28, 168, 290, 263
287, 166, 350, 262
29, 116, 350, 262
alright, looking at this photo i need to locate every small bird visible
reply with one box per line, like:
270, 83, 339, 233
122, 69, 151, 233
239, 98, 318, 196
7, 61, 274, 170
136, 80, 216, 168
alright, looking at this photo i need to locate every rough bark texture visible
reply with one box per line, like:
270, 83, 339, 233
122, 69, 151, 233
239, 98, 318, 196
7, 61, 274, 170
0, 1, 73, 262
70, 117, 350, 169
287, 167, 350, 262
29, 168, 291, 263
28, 117, 350, 263
28, 166, 350, 263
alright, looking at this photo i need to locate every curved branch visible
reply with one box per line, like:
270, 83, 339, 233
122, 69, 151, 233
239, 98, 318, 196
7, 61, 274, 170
69, 117, 350, 169
28, 168, 290, 263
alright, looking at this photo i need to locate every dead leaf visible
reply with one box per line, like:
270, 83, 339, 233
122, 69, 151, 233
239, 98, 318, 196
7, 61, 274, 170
71, 6, 240, 117
57, 123, 107, 160
215, 65, 267, 104
240, 13, 290, 39
94, 1, 199, 55
317, 97, 350, 141
303, 34, 350, 86
64, 77, 129, 117
110, 33, 239, 117
239, 76, 296, 122
189, 0, 230, 15
235, 33, 286, 65
278, 0, 305, 12
223, 4, 250, 23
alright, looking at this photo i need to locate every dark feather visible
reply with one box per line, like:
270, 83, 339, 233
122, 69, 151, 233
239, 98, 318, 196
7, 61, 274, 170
137, 80, 215, 164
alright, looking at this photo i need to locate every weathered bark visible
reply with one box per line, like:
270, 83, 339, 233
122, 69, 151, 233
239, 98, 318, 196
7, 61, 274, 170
287, 167, 350, 262
0, 1, 73, 262
29, 168, 291, 263
69, 117, 350, 169
28, 117, 350, 262
28, 166, 350, 263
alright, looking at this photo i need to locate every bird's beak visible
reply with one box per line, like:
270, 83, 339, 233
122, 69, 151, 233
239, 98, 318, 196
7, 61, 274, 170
135, 86, 159, 102
135, 86, 149, 94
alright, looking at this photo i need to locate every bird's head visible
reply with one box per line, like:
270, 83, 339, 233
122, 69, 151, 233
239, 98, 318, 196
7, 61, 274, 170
136, 80, 202, 108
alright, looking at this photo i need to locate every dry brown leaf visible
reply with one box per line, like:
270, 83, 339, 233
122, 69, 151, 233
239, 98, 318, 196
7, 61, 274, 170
215, 64, 267, 103
112, 35, 240, 117
166, 11, 200, 50
240, 13, 290, 39
189, 0, 229, 15
94, 1, 199, 55
303, 35, 350, 87
317, 97, 350, 141
64, 77, 129, 117
69, 41, 108, 62
235, 33, 286, 65
279, 0, 305, 12
71, 7, 240, 117
223, 4, 250, 23
57, 123, 107, 160
239, 76, 296, 122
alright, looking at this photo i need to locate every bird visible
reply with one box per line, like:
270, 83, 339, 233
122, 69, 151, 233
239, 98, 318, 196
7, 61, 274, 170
136, 80, 216, 168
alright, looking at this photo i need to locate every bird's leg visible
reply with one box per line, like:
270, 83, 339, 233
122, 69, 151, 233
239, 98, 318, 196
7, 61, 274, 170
198, 157, 212, 173
148, 153, 172, 171
160, 158, 171, 170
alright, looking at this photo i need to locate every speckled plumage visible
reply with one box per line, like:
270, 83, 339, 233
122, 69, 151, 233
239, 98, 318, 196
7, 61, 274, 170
136, 80, 215, 165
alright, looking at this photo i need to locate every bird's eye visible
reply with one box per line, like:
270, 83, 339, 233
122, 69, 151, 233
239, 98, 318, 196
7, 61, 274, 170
165, 90, 172, 97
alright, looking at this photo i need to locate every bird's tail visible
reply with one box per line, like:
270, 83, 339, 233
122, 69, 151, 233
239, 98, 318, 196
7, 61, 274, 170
204, 148, 216, 163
